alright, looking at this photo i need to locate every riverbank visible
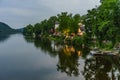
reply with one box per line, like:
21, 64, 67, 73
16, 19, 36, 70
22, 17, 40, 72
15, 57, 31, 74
23, 35, 120, 56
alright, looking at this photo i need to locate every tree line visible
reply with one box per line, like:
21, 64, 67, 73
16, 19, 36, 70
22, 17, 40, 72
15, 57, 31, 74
23, 12, 81, 36
23, 0, 120, 48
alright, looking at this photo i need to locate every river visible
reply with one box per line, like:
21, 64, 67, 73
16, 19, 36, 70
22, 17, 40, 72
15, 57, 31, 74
0, 34, 120, 80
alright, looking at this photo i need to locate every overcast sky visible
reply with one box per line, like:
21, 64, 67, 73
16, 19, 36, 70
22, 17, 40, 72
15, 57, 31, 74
0, 0, 100, 29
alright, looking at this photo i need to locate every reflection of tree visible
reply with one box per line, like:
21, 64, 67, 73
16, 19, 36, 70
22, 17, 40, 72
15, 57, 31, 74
83, 55, 120, 80
57, 46, 80, 76
24, 37, 58, 57
34, 38, 58, 57
23, 36, 34, 43
74, 46, 90, 58
24, 37, 92, 77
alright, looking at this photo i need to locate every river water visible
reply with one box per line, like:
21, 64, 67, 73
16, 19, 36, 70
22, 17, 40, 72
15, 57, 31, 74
0, 34, 120, 80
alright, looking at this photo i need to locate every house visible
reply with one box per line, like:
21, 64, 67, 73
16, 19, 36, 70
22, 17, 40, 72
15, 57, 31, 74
53, 21, 61, 36
55, 21, 59, 29
77, 22, 85, 36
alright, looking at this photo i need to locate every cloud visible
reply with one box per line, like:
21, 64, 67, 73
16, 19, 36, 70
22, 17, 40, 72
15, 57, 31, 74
0, 0, 56, 28
38, 0, 100, 14
0, 7, 35, 17
0, 0, 100, 28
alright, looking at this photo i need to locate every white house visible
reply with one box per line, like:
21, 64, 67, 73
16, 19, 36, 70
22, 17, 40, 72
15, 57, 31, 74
55, 21, 59, 29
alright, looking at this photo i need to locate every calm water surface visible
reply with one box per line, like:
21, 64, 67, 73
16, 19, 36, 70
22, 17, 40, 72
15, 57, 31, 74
0, 34, 120, 80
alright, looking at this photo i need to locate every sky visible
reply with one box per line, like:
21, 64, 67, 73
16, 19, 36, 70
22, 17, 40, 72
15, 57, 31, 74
0, 0, 100, 29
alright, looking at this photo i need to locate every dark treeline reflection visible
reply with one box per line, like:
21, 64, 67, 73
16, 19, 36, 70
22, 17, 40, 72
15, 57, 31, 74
0, 34, 11, 42
23, 37, 120, 79
83, 55, 120, 80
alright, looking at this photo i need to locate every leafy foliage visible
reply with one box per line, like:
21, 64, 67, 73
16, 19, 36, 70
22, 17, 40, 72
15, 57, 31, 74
23, 12, 81, 36
23, 0, 120, 48
23, 24, 34, 36
84, 0, 120, 47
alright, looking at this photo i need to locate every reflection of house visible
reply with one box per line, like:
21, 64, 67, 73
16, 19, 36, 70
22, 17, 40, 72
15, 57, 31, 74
51, 41, 63, 51
63, 45, 75, 56
78, 22, 85, 36
77, 51, 82, 56
63, 45, 82, 56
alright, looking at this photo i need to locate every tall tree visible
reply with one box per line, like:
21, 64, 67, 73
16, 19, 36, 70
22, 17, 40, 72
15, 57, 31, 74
23, 24, 34, 36
57, 12, 72, 34
84, 0, 120, 46
70, 14, 81, 33
34, 23, 42, 36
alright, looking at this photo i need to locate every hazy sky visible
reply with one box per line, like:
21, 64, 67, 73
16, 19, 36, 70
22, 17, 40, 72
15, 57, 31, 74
0, 0, 100, 29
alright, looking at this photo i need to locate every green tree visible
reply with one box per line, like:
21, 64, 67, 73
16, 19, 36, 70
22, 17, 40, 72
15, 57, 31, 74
34, 23, 42, 36
70, 14, 81, 33
47, 16, 58, 29
84, 0, 120, 46
57, 12, 72, 34
40, 19, 49, 34
23, 24, 34, 36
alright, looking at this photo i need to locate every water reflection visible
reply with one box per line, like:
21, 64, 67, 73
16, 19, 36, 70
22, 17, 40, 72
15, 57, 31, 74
83, 55, 120, 80
34, 38, 58, 57
24, 37, 58, 57
23, 37, 120, 79
57, 46, 80, 76
24, 37, 90, 77
0, 34, 11, 42
24, 36, 34, 43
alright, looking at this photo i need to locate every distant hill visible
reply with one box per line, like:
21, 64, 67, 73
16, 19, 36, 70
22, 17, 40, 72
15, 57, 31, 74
0, 22, 21, 34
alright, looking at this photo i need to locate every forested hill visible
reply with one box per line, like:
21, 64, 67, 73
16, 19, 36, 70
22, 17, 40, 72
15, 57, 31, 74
0, 22, 21, 34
